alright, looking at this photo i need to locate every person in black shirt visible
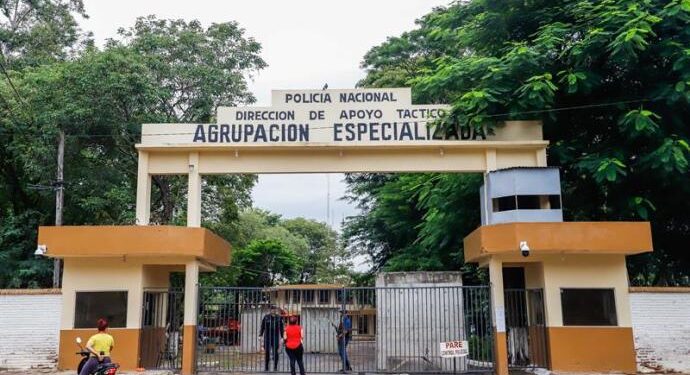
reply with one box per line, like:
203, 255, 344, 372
259, 306, 284, 371
336, 309, 353, 372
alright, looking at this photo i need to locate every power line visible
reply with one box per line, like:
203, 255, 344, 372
0, 95, 674, 140
481, 96, 663, 119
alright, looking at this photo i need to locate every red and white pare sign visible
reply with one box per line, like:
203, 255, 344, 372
439, 340, 469, 358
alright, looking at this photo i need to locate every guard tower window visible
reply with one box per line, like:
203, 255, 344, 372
549, 195, 562, 209
493, 194, 562, 212
75, 291, 127, 329
493, 196, 517, 212
517, 195, 541, 209
561, 288, 617, 326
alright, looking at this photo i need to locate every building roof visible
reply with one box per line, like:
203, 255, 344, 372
492, 166, 560, 173
463, 221, 653, 262
37, 225, 231, 266
270, 284, 345, 290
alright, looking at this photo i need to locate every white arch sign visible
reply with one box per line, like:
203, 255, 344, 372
135, 88, 548, 226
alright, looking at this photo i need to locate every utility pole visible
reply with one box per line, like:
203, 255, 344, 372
326, 174, 331, 227
53, 130, 64, 288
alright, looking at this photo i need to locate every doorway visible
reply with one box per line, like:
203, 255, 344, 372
503, 267, 549, 369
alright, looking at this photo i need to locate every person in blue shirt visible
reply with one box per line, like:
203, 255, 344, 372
336, 309, 353, 372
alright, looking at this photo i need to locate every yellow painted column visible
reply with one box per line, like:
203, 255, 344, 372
187, 152, 201, 228
135, 151, 151, 225
488, 257, 509, 375
182, 260, 199, 375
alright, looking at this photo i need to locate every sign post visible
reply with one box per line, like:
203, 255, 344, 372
440, 340, 469, 358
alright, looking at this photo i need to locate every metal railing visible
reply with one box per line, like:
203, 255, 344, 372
195, 286, 493, 373
140, 288, 185, 370
504, 288, 548, 369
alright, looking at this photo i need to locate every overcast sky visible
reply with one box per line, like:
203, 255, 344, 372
80, 0, 448, 228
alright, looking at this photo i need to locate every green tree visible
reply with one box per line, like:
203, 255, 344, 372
344, 173, 485, 284
0, 14, 266, 287
0, 46, 163, 286
204, 209, 352, 287
282, 217, 350, 283
228, 239, 301, 287
0, 1, 90, 287
0, 0, 88, 69
351, 0, 690, 285
109, 16, 266, 224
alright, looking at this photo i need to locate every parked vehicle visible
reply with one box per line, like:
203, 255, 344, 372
204, 318, 241, 345
75, 337, 120, 375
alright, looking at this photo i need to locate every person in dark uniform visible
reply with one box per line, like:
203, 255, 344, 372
259, 306, 284, 371
336, 309, 353, 372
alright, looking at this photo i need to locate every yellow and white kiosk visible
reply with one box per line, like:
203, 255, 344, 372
463, 167, 652, 373
38, 226, 230, 374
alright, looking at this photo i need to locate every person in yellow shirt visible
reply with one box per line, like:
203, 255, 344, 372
79, 318, 115, 375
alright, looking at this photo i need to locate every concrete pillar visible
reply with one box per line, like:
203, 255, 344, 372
182, 260, 199, 375
485, 149, 497, 171
488, 258, 509, 375
187, 152, 201, 228
135, 151, 151, 225
536, 148, 547, 167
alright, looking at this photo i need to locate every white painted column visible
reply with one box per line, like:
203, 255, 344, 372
182, 260, 199, 375
135, 151, 151, 225
183, 260, 199, 326
485, 148, 497, 171
187, 152, 201, 227
489, 257, 506, 330
488, 257, 509, 375
536, 148, 548, 167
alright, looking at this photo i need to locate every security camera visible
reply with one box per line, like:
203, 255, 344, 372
519, 241, 530, 257
34, 244, 47, 257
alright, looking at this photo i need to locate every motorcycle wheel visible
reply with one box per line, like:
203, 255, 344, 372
77, 357, 88, 375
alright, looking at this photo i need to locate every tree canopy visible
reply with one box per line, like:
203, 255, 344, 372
348, 0, 690, 285
203, 209, 350, 287
0, 6, 266, 287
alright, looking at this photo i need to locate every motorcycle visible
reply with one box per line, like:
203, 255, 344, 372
75, 337, 120, 375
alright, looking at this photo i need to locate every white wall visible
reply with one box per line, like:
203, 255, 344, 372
0, 292, 61, 370
630, 290, 690, 373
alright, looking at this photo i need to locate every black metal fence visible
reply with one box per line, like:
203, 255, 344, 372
195, 286, 494, 374
504, 288, 548, 369
140, 288, 185, 370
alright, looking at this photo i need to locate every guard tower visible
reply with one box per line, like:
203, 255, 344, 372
465, 166, 653, 374
480, 167, 563, 225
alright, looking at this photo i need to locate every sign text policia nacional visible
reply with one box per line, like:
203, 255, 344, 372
140, 88, 541, 146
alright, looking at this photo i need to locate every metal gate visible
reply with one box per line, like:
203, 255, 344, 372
140, 288, 185, 370
196, 286, 494, 373
504, 288, 548, 369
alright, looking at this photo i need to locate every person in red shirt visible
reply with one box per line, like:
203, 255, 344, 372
283, 315, 305, 375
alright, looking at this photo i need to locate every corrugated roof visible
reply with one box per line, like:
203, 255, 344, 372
270, 284, 344, 290
492, 166, 560, 173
